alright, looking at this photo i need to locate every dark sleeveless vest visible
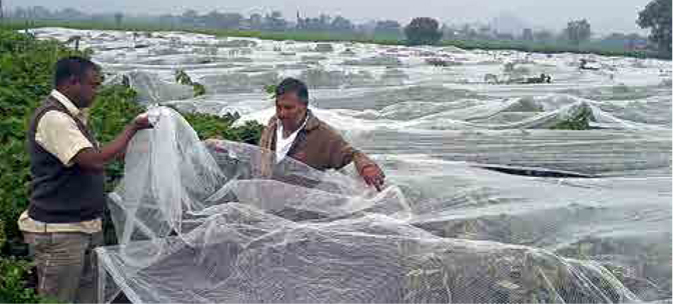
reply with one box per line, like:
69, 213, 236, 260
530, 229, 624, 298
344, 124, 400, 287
26, 96, 106, 223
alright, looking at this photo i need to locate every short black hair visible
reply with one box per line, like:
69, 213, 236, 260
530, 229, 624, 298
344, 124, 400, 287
275, 77, 309, 104
53, 56, 99, 87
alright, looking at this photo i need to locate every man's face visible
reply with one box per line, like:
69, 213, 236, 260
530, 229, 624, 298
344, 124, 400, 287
71, 69, 101, 108
276, 91, 307, 131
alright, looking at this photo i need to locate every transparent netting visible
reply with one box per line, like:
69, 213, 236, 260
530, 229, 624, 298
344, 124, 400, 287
96, 106, 671, 303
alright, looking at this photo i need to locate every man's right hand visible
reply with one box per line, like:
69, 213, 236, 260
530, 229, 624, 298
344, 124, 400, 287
133, 113, 153, 130
73, 113, 152, 171
361, 164, 385, 192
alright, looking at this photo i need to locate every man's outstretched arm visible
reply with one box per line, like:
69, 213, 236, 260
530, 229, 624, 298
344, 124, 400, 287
330, 134, 386, 191
73, 114, 152, 171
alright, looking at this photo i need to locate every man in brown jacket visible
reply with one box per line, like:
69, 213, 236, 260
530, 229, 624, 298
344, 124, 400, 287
258, 78, 385, 191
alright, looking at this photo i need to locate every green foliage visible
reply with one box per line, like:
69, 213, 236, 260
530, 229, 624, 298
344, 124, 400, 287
563, 19, 592, 46
90, 86, 144, 144
0, 257, 41, 303
192, 82, 206, 97
230, 120, 265, 145
175, 69, 193, 85
89, 85, 145, 190
0, 221, 5, 249
550, 105, 593, 130
175, 69, 207, 97
0, 28, 263, 255
181, 111, 264, 145
404, 17, 443, 46
638, 0, 672, 55
264, 84, 278, 99
114, 12, 124, 28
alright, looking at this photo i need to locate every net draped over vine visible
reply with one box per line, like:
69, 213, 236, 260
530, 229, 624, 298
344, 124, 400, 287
96, 107, 671, 303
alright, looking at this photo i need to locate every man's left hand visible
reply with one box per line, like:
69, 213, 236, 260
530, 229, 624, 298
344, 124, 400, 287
361, 165, 385, 192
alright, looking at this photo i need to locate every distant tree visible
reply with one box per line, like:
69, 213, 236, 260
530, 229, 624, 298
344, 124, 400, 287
220, 12, 243, 29
58, 8, 86, 20
249, 13, 263, 29
626, 33, 647, 50
534, 30, 555, 42
263, 11, 287, 31
318, 14, 331, 29
374, 20, 402, 37
637, 0, 672, 54
297, 13, 351, 32
404, 17, 443, 45
440, 24, 458, 40
158, 14, 177, 28
477, 25, 493, 39
599, 33, 648, 50
10, 6, 85, 20
32, 6, 52, 19
459, 24, 478, 39
331, 16, 354, 32
269, 11, 282, 20
522, 28, 534, 41
495, 32, 515, 40
11, 7, 27, 19
114, 12, 123, 27
203, 11, 222, 28
356, 20, 378, 35
181, 9, 200, 26
563, 19, 591, 46
199, 11, 240, 29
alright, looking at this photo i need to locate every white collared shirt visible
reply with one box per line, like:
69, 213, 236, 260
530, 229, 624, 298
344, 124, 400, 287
34, 90, 94, 167
50, 89, 82, 118
275, 115, 308, 163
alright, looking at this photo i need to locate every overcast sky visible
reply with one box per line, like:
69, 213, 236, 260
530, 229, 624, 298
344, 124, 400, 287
9, 0, 651, 34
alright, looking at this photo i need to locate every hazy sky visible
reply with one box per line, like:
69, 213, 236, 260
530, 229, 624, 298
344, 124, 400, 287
9, 0, 651, 34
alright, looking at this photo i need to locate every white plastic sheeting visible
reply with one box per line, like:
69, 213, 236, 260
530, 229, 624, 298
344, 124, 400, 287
27, 28, 670, 303
104, 70, 194, 104
95, 107, 670, 303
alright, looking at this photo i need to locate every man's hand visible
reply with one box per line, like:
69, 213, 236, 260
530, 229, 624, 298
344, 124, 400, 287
204, 138, 226, 152
74, 113, 153, 171
361, 165, 385, 192
133, 113, 153, 130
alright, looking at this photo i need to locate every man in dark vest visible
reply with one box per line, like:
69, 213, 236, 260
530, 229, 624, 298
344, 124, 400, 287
18, 56, 151, 303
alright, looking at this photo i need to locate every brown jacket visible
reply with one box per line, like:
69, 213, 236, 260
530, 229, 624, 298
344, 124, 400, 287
259, 111, 377, 174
